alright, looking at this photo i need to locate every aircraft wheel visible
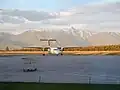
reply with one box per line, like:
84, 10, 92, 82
42, 54, 45, 56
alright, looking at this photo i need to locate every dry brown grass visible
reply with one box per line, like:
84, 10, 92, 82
0, 51, 48, 55
0, 51, 120, 55
63, 51, 120, 55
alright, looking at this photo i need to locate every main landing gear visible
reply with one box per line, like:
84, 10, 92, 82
42, 53, 63, 56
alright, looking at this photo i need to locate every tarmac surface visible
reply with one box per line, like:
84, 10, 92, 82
0, 55, 120, 84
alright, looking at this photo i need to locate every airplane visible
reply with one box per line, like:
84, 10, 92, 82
48, 47, 63, 55
40, 39, 63, 56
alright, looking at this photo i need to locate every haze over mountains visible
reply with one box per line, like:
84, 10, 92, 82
0, 28, 120, 49
0, 2, 120, 49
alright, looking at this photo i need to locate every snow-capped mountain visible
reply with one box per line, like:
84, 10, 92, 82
0, 28, 120, 49
0, 2, 120, 49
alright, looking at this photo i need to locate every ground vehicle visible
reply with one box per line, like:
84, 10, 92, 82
22, 57, 37, 72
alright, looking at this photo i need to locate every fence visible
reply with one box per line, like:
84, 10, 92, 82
38, 74, 120, 84
1, 73, 120, 84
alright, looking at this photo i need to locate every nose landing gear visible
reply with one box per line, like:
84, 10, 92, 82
42, 54, 45, 56
61, 53, 63, 55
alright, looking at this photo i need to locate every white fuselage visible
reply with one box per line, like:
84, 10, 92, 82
48, 47, 62, 55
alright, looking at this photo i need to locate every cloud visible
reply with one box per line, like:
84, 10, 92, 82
0, 1, 120, 33
41, 2, 120, 32
1, 9, 58, 21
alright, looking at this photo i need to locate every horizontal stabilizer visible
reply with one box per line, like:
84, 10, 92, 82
40, 39, 56, 41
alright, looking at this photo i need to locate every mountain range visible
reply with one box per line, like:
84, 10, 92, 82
0, 28, 120, 49
0, 2, 120, 49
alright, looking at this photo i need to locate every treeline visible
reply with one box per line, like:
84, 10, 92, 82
2, 44, 120, 51
11, 47, 49, 51
63, 45, 120, 51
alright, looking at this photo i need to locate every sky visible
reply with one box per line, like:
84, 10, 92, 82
0, 0, 119, 11
0, 0, 120, 34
